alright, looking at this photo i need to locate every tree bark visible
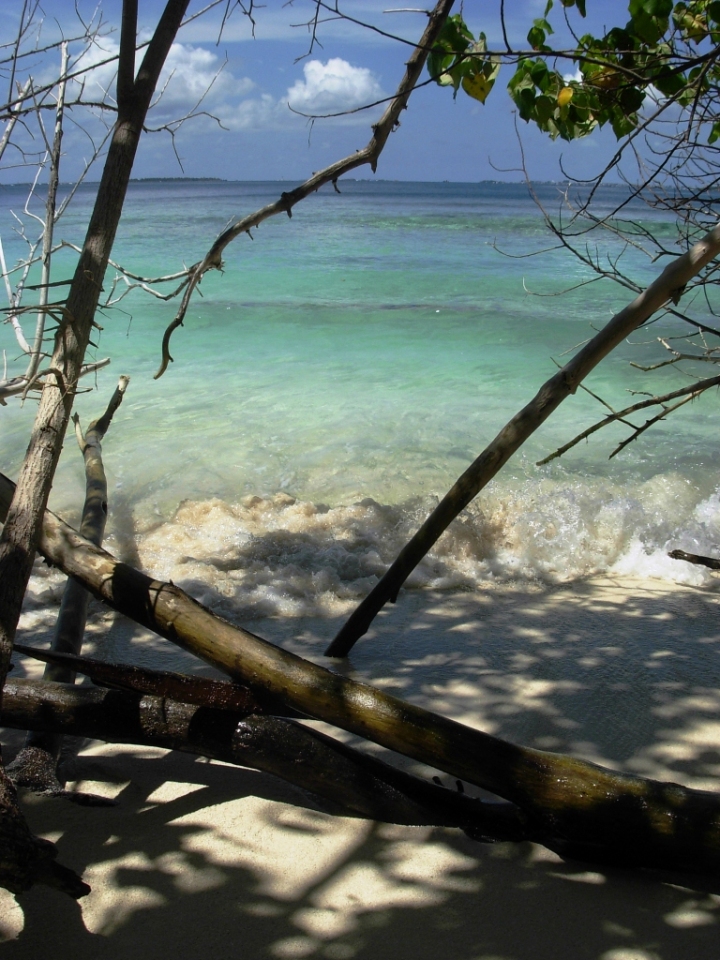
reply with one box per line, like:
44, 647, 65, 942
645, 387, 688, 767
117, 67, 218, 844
0, 0, 189, 898
9, 379, 129, 789
5, 476, 720, 876
2, 676, 522, 837
325, 221, 720, 656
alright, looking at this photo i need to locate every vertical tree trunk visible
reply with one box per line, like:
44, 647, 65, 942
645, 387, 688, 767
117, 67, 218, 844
0, 0, 189, 898
8, 378, 128, 789
0, 0, 189, 706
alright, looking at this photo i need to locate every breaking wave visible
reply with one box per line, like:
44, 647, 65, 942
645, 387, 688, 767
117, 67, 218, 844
77, 471, 720, 622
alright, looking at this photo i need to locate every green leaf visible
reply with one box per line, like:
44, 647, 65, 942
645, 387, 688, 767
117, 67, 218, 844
528, 24, 547, 48
620, 86, 646, 112
427, 13, 474, 86
535, 94, 555, 122
628, 0, 673, 43
530, 59, 550, 87
652, 68, 686, 96
610, 110, 639, 138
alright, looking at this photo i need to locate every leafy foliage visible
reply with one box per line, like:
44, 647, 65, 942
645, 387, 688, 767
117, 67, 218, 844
427, 15, 500, 103
428, 1, 720, 141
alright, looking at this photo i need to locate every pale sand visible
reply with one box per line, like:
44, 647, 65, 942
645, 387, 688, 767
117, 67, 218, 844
3, 574, 720, 959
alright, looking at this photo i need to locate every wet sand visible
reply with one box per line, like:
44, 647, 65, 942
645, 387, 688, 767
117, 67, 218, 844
3, 574, 720, 959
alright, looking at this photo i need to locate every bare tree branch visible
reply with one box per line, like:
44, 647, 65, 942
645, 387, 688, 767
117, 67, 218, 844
537, 373, 720, 465
153, 0, 457, 378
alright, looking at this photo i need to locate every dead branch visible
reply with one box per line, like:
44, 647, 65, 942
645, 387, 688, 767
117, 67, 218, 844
5, 476, 720, 876
153, 0, 456, 379
8, 376, 128, 791
537, 373, 720, 465
0, 357, 111, 403
12, 644, 302, 718
22, 42, 69, 392
669, 549, 720, 570
608, 393, 698, 459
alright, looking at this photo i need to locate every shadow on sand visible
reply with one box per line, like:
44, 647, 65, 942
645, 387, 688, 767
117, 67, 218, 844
4, 574, 720, 959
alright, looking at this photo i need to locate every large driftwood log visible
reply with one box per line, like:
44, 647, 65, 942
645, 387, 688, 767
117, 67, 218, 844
325, 222, 720, 656
2, 675, 522, 838
4, 474, 720, 876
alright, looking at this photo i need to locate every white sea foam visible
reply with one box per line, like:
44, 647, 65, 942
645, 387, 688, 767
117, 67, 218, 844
83, 470, 720, 622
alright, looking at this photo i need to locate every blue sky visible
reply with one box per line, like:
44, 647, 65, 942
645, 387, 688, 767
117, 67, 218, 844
2, 0, 634, 182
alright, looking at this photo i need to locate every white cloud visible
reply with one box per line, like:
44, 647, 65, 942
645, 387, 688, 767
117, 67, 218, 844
217, 58, 384, 130
218, 93, 288, 131
60, 42, 381, 134
60, 39, 254, 123
287, 58, 383, 114
63, 37, 120, 100
151, 43, 254, 119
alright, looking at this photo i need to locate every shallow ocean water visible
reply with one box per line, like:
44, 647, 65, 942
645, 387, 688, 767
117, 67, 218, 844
2, 178, 719, 612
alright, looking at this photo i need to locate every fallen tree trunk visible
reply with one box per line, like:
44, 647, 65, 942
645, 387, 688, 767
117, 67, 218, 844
325, 221, 720, 657
2, 675, 522, 838
4, 474, 720, 875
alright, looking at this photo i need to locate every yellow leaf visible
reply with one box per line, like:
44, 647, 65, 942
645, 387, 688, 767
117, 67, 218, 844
557, 86, 573, 107
462, 72, 492, 103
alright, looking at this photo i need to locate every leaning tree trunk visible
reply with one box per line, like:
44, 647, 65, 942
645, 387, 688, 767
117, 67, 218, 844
325, 221, 720, 656
5, 477, 720, 878
0, 0, 189, 707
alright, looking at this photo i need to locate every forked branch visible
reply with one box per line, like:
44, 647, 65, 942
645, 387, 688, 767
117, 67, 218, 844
537, 373, 720, 465
153, 0, 456, 378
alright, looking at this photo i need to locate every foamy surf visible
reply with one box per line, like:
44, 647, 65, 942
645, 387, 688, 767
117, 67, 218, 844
42, 470, 711, 627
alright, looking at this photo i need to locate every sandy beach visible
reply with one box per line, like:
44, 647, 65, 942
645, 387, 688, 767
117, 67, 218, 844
2, 573, 720, 959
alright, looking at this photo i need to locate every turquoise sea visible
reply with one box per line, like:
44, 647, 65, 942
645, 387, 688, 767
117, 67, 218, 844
2, 179, 719, 616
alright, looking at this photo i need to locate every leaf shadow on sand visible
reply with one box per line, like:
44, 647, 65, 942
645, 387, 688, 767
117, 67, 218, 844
4, 574, 720, 959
